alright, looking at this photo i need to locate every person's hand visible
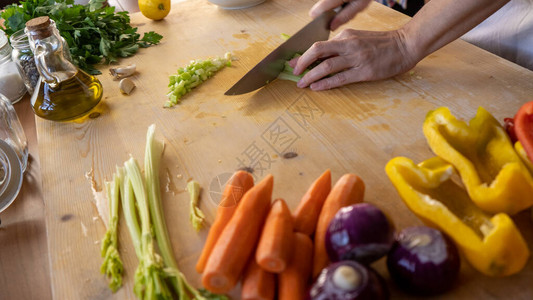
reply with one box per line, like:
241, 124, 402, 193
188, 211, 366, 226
290, 28, 419, 91
310, 0, 373, 31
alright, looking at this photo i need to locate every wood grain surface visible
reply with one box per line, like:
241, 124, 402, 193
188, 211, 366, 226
26, 0, 533, 299
0, 95, 52, 300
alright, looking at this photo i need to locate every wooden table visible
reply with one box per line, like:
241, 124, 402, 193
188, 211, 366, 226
0, 1, 135, 298
0, 96, 52, 300
2, 0, 533, 299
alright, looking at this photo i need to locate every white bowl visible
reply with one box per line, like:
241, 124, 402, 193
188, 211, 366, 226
208, 0, 266, 9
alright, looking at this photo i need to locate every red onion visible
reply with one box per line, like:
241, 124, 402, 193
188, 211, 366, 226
386, 226, 460, 295
325, 203, 395, 264
310, 260, 389, 300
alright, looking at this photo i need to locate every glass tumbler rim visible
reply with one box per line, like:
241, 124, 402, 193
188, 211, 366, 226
0, 139, 23, 213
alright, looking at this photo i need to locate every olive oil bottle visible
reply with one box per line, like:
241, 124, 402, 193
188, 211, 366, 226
26, 16, 102, 121
31, 70, 103, 121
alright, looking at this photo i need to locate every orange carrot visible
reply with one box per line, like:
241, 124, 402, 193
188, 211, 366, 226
241, 257, 276, 300
278, 232, 313, 300
312, 174, 365, 279
255, 198, 293, 273
196, 170, 254, 273
202, 174, 274, 294
293, 169, 331, 236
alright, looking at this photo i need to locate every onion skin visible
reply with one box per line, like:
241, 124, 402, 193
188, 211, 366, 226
386, 226, 460, 295
325, 203, 395, 264
309, 260, 389, 300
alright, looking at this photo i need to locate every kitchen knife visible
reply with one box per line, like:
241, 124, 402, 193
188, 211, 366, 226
224, 9, 337, 95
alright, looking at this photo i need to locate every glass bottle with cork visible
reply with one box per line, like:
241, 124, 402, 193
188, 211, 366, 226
25, 16, 103, 121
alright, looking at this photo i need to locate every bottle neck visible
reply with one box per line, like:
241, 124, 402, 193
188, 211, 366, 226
27, 23, 77, 86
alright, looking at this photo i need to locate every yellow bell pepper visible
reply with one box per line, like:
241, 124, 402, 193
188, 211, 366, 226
423, 106, 533, 215
515, 141, 533, 174
385, 156, 530, 277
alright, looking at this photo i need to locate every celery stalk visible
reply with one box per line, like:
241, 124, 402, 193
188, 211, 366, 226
117, 124, 225, 299
277, 53, 323, 83
277, 59, 311, 83
100, 173, 124, 292
144, 124, 204, 299
188, 180, 205, 231
124, 157, 172, 300
119, 167, 142, 257
144, 125, 171, 264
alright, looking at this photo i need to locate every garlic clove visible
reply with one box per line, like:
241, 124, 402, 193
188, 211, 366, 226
109, 64, 136, 79
119, 78, 136, 95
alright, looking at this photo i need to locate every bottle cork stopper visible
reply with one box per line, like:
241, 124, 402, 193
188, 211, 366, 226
26, 16, 52, 39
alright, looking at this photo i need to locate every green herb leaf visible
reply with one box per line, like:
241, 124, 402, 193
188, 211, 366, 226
89, 0, 106, 11
140, 31, 163, 47
199, 288, 230, 300
1, 0, 163, 74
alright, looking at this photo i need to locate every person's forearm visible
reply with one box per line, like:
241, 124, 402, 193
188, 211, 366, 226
402, 0, 510, 61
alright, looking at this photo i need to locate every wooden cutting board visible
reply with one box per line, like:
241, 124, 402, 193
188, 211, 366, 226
36, 0, 533, 298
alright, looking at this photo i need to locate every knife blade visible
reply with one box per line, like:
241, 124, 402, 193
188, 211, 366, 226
225, 9, 337, 95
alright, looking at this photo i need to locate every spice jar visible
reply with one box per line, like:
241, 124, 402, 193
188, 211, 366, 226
0, 30, 27, 104
0, 93, 27, 213
10, 29, 40, 95
26, 16, 102, 121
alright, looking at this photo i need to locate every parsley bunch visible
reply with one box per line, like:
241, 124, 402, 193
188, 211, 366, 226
1, 0, 163, 74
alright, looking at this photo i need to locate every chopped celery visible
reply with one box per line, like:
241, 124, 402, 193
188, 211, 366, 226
100, 173, 124, 292
187, 180, 205, 231
166, 52, 233, 107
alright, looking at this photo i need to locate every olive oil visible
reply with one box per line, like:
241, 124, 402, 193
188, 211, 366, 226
25, 16, 103, 122
31, 70, 102, 121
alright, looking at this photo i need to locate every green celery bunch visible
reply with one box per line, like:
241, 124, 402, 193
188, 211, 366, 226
124, 157, 173, 299
166, 53, 232, 107
99, 124, 227, 299
119, 124, 214, 299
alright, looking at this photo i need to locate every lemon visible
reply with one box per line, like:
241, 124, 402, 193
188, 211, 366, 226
138, 0, 171, 21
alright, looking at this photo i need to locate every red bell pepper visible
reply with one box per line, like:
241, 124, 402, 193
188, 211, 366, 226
513, 101, 533, 161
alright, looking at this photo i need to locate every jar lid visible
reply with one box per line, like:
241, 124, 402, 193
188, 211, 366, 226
26, 16, 52, 40
0, 139, 23, 213
0, 30, 7, 48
